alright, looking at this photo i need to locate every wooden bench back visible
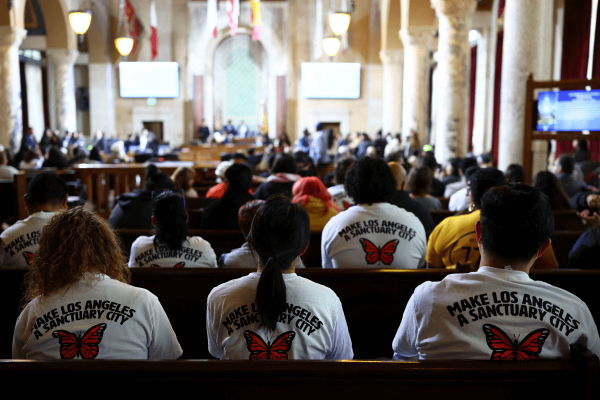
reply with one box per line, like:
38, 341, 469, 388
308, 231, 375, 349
2, 269, 598, 361
1, 348, 598, 398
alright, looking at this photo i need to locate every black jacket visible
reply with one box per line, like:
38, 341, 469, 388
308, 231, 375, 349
108, 189, 154, 229
389, 190, 435, 231
201, 190, 255, 230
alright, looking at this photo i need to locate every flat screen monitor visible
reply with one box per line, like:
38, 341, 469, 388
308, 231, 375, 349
301, 62, 361, 99
119, 62, 179, 98
537, 89, 600, 131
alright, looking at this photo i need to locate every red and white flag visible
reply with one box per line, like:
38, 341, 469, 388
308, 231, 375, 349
227, 0, 239, 36
207, 0, 218, 37
150, 0, 158, 60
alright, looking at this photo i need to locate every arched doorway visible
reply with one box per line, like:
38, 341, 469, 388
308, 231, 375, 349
213, 35, 267, 132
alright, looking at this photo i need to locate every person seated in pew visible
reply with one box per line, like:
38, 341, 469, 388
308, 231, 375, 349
505, 163, 526, 184
0, 149, 18, 179
205, 160, 233, 199
0, 172, 68, 269
201, 164, 255, 230
444, 157, 478, 199
392, 184, 600, 360
219, 200, 305, 268
171, 166, 198, 198
129, 191, 217, 268
427, 168, 559, 270
108, 164, 175, 229
406, 166, 443, 212
253, 154, 302, 200
327, 156, 355, 211
568, 209, 600, 269
388, 162, 435, 231
292, 177, 340, 231
207, 195, 352, 359
448, 165, 480, 212
13, 207, 183, 359
534, 171, 571, 211
321, 157, 426, 269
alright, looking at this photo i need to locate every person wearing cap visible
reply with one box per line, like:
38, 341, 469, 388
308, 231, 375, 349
108, 164, 175, 229
205, 160, 234, 199
202, 164, 256, 230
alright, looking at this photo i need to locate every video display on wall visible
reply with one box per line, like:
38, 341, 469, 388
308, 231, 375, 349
537, 89, 600, 131
301, 62, 361, 99
119, 62, 179, 98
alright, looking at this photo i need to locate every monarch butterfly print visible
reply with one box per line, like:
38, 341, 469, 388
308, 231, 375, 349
23, 252, 34, 265
52, 323, 107, 359
151, 262, 185, 268
243, 330, 296, 360
359, 238, 400, 265
482, 324, 550, 360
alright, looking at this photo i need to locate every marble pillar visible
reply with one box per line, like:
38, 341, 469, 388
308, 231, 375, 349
89, 63, 116, 134
379, 49, 404, 135
431, 0, 477, 163
46, 49, 79, 134
0, 27, 27, 151
497, 0, 539, 171
471, 28, 492, 156
400, 28, 431, 143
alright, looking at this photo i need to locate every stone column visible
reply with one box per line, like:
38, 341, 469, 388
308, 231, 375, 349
497, 0, 539, 171
431, 0, 477, 163
46, 49, 79, 134
471, 28, 492, 156
400, 28, 431, 142
0, 27, 27, 151
379, 49, 404, 135
89, 63, 116, 134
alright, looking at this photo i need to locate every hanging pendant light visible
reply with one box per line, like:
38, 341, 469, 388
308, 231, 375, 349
329, 12, 351, 36
115, 37, 134, 56
68, 10, 92, 35
115, 0, 134, 57
322, 36, 341, 57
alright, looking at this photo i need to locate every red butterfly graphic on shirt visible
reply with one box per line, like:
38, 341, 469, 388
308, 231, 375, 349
359, 238, 400, 265
243, 330, 296, 360
52, 323, 107, 359
482, 323, 550, 360
151, 262, 185, 268
23, 252, 34, 265
342, 201, 351, 210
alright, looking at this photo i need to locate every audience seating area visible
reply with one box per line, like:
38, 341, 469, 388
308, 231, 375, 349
1, 347, 598, 398
2, 268, 599, 361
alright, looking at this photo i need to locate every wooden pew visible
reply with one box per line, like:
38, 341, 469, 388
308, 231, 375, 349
1, 349, 598, 398
74, 163, 219, 218
2, 269, 599, 361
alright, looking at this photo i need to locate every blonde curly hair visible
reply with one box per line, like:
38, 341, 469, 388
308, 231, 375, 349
22, 207, 130, 307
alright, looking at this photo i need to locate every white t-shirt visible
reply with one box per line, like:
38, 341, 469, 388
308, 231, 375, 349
327, 184, 355, 211
0, 165, 19, 179
0, 211, 57, 269
449, 187, 470, 212
392, 267, 600, 360
321, 203, 426, 269
128, 235, 217, 268
207, 272, 353, 360
13, 274, 182, 360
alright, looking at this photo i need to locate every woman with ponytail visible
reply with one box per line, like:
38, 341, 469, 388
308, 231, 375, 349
128, 191, 217, 268
207, 195, 353, 360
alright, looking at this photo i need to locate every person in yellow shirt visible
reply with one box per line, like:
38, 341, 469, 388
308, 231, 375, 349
292, 177, 340, 231
427, 168, 558, 269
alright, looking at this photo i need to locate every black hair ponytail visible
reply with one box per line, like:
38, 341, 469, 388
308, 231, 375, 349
248, 195, 310, 332
152, 191, 188, 251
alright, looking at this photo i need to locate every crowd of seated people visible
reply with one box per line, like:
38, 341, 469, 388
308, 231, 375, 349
2, 127, 600, 362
